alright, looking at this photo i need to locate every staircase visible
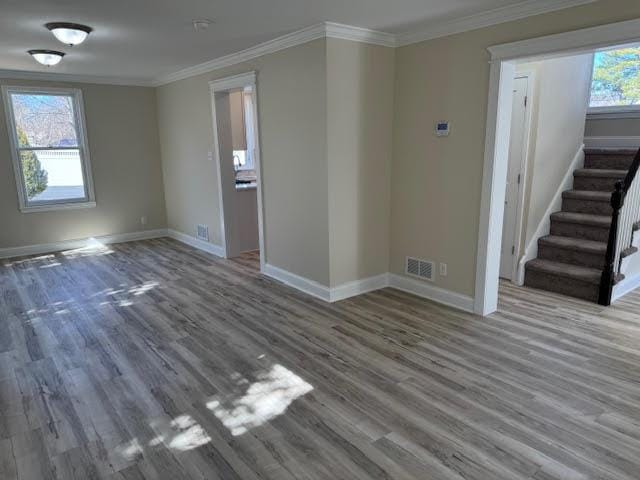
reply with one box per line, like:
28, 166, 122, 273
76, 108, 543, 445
524, 148, 639, 302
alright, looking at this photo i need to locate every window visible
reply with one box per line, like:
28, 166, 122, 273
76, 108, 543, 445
233, 91, 256, 172
233, 90, 257, 190
2, 86, 95, 212
589, 46, 640, 114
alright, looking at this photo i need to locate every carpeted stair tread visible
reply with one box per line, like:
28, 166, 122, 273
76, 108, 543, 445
550, 211, 611, 227
525, 259, 601, 284
584, 148, 638, 156
525, 147, 639, 303
562, 190, 612, 202
573, 168, 627, 178
539, 235, 607, 254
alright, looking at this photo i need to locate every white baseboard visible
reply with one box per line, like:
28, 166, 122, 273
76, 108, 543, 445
0, 227, 476, 315
329, 273, 390, 302
388, 274, 475, 313
167, 229, 226, 258
612, 273, 640, 303
0, 228, 169, 259
584, 136, 640, 149
263, 263, 331, 301
515, 144, 585, 285
262, 265, 474, 312
262, 262, 476, 312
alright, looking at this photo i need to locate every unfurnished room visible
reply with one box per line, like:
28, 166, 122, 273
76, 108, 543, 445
2, 1, 640, 479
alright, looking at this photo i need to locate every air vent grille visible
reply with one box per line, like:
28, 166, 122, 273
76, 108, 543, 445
406, 256, 434, 281
197, 224, 209, 241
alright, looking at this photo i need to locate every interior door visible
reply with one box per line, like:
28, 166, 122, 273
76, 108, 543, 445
500, 76, 529, 280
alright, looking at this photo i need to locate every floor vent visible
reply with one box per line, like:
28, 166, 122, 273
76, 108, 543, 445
406, 256, 434, 281
197, 224, 209, 241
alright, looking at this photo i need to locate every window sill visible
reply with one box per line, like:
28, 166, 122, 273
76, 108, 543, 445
587, 108, 640, 120
20, 201, 96, 214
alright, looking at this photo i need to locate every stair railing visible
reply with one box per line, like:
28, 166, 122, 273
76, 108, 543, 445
599, 147, 640, 305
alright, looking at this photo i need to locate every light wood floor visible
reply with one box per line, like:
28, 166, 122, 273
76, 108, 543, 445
2, 238, 640, 479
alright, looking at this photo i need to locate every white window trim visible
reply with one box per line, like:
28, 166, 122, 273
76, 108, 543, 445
1, 85, 96, 213
587, 105, 640, 119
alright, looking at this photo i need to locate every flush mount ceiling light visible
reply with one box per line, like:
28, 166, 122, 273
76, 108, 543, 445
193, 19, 213, 32
46, 22, 93, 46
28, 49, 65, 66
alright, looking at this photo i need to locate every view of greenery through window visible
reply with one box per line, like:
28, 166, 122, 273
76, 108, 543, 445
10, 92, 85, 202
590, 46, 640, 108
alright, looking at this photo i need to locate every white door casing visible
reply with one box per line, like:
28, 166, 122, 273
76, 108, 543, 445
476, 18, 640, 316
209, 71, 266, 271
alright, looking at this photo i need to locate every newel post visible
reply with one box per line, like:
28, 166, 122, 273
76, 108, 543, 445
599, 181, 625, 306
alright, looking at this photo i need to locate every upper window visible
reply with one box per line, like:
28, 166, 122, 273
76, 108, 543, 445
589, 46, 640, 113
2, 86, 95, 212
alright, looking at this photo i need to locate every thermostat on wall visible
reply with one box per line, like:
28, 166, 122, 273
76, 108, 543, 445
435, 121, 450, 137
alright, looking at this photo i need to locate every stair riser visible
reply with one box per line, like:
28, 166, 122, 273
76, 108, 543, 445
538, 244, 605, 269
550, 221, 610, 243
562, 198, 612, 215
584, 155, 634, 170
573, 176, 622, 192
524, 269, 599, 302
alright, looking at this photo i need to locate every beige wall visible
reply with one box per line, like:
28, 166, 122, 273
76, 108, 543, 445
326, 38, 395, 287
518, 54, 593, 248
0, 80, 166, 249
585, 117, 640, 137
157, 39, 330, 285
391, 0, 640, 297
157, 37, 395, 288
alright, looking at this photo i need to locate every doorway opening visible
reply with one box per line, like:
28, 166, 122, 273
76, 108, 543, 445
210, 72, 265, 272
476, 19, 640, 315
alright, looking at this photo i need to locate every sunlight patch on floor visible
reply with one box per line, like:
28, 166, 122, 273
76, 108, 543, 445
62, 238, 115, 258
129, 281, 159, 296
149, 414, 211, 452
117, 438, 144, 461
207, 364, 313, 436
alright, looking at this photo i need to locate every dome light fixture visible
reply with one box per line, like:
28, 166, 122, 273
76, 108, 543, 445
28, 49, 65, 66
193, 19, 213, 32
46, 22, 93, 46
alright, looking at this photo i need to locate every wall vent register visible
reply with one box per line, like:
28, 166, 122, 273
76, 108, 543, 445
197, 224, 210, 241
406, 256, 435, 281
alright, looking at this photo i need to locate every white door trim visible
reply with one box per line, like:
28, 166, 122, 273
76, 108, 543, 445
476, 17, 640, 315
209, 71, 266, 272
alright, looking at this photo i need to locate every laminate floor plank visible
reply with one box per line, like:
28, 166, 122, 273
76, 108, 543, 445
2, 238, 640, 479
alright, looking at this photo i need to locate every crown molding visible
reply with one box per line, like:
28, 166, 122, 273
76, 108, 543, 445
0, 68, 153, 87
488, 16, 640, 60
0, 0, 598, 88
153, 1, 598, 86
396, 0, 597, 46
152, 23, 326, 86
152, 22, 395, 86
324, 22, 397, 47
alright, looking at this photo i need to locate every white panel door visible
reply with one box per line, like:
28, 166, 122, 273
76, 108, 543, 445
500, 76, 529, 280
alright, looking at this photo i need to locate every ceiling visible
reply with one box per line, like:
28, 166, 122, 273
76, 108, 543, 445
0, 0, 590, 84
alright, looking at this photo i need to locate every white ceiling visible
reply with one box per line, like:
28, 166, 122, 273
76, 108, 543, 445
0, 0, 592, 84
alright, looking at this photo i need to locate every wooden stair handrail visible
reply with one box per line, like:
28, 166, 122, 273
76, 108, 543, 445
599, 147, 640, 305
